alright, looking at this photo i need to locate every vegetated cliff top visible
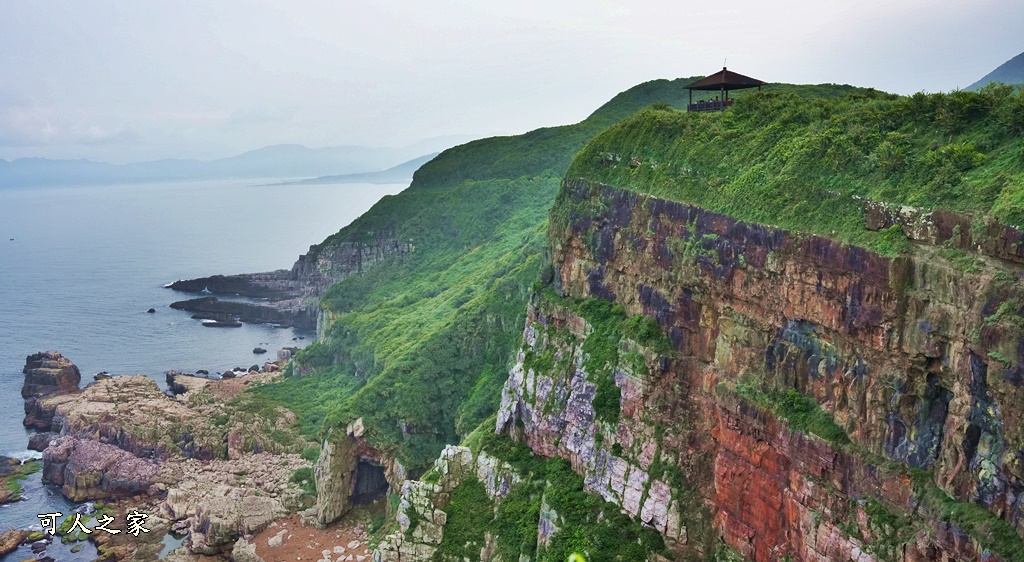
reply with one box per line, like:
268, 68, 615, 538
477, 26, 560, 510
407, 79, 869, 192
306, 77, 701, 256
968, 51, 1024, 91
257, 77, 714, 467
253, 78, 895, 469
568, 84, 1024, 254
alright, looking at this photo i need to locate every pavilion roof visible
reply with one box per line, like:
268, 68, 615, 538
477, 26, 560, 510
686, 67, 765, 91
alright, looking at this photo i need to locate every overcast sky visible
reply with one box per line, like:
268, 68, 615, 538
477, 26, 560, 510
1, 0, 1021, 164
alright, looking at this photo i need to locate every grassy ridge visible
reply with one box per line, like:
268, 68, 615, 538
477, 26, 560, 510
568, 84, 1024, 254
250, 78, 700, 468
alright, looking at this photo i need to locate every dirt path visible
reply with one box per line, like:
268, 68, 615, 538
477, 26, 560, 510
252, 513, 374, 562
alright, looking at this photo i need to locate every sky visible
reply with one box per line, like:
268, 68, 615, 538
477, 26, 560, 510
1, 0, 1021, 164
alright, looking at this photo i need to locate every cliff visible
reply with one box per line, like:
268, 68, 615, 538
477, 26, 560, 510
487, 170, 1024, 561
356, 87, 1024, 562
153, 81, 1023, 561
22, 351, 81, 429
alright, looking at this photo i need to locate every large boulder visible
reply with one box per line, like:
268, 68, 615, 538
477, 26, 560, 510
0, 529, 28, 556
28, 432, 56, 452
22, 351, 81, 429
42, 436, 158, 501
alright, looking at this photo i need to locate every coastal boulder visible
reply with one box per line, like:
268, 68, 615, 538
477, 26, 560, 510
28, 432, 56, 452
22, 351, 81, 430
0, 529, 28, 556
42, 436, 158, 501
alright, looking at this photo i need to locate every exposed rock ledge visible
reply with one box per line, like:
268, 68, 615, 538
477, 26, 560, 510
19, 352, 313, 560
168, 229, 410, 330
169, 296, 313, 329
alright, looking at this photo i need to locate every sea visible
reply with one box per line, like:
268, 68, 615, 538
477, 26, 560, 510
0, 178, 408, 560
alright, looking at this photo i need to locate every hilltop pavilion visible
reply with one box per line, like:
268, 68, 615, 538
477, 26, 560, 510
686, 67, 765, 112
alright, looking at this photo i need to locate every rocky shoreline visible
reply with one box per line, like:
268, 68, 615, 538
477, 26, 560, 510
166, 230, 411, 333
4, 351, 321, 562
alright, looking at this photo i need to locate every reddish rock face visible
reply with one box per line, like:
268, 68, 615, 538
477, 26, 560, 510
21, 351, 81, 429
498, 180, 1024, 561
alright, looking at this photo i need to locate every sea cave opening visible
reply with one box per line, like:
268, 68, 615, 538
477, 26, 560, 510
350, 457, 389, 505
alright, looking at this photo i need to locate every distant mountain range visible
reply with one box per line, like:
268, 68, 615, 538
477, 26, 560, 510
0, 136, 471, 188
968, 51, 1024, 91
270, 153, 438, 186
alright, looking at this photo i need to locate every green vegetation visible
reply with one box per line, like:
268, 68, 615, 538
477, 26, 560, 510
532, 291, 673, 425
290, 467, 316, 499
248, 78, 699, 469
910, 469, 1024, 562
2, 459, 40, 501
300, 445, 320, 463
860, 496, 913, 560
434, 478, 494, 560
567, 84, 1024, 255
731, 379, 851, 446
474, 430, 672, 562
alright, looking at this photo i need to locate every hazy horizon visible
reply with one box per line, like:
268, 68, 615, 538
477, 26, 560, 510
2, 1, 1022, 164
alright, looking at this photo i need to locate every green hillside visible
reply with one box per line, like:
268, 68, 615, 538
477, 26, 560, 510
250, 78, 701, 468
247, 79, 914, 469
567, 84, 1024, 254
968, 51, 1024, 91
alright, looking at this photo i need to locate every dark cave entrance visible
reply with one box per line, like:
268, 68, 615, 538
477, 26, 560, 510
350, 457, 389, 505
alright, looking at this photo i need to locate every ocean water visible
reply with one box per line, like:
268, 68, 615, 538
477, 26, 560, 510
0, 179, 406, 551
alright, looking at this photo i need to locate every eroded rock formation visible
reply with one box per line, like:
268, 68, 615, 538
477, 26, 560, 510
18, 352, 313, 559
315, 418, 405, 528
375, 445, 520, 562
42, 436, 159, 501
22, 351, 81, 429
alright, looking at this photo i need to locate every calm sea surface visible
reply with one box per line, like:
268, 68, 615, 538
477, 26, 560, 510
0, 179, 406, 552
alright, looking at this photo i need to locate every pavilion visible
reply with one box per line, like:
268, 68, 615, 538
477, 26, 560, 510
685, 67, 765, 112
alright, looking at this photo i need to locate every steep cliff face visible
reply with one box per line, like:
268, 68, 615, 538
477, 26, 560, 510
491, 179, 1024, 561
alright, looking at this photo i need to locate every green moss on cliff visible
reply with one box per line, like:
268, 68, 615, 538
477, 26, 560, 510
567, 84, 1024, 254
435, 478, 494, 560
730, 378, 851, 446
475, 430, 672, 562
910, 469, 1024, 562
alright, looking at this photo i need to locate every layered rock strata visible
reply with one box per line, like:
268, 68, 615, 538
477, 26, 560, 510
22, 351, 81, 429
490, 180, 1024, 561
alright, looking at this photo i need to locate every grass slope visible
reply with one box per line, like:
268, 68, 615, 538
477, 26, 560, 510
567, 84, 1024, 254
251, 78, 699, 468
